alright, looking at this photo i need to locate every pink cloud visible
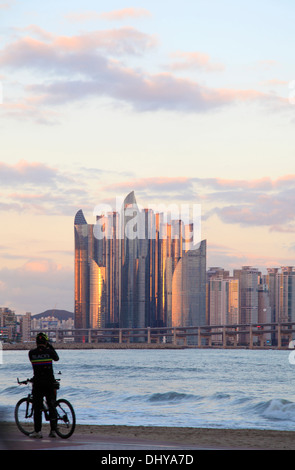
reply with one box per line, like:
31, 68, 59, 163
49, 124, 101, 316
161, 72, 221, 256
0, 261, 73, 314
0, 0, 14, 9
64, 11, 102, 23
202, 175, 295, 191
103, 176, 192, 192
0, 99, 60, 125
24, 260, 53, 273
105, 175, 291, 231
65, 8, 151, 23
269, 225, 295, 233
99, 8, 152, 21
0, 27, 290, 118
53, 27, 157, 55
0, 27, 157, 60
8, 192, 48, 201
0, 160, 58, 184
260, 78, 289, 86
275, 175, 295, 187
14, 25, 54, 41
169, 51, 224, 72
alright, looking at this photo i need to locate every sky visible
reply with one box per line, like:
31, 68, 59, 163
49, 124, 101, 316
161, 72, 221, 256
0, 0, 295, 315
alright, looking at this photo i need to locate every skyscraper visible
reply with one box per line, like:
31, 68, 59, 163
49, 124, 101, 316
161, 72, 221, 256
266, 266, 295, 323
74, 209, 91, 329
233, 266, 260, 344
171, 240, 206, 327
74, 192, 207, 335
207, 268, 239, 327
233, 266, 260, 325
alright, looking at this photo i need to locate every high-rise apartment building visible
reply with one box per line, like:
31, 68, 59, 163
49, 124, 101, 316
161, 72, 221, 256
21, 312, 31, 342
233, 266, 260, 344
233, 266, 260, 325
265, 268, 279, 324
208, 277, 239, 326
74, 192, 207, 333
207, 268, 239, 326
171, 240, 206, 327
0, 307, 17, 341
266, 267, 295, 323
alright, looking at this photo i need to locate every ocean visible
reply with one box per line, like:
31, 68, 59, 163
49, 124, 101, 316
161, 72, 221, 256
1, 348, 295, 431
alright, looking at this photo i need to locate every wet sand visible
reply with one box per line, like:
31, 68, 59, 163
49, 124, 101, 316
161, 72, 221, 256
1, 422, 295, 450
73, 424, 295, 450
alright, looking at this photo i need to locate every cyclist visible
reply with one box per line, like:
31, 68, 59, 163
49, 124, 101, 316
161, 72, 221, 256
28, 332, 59, 438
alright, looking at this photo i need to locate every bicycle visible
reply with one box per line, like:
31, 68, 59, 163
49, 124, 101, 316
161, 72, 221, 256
15, 377, 76, 439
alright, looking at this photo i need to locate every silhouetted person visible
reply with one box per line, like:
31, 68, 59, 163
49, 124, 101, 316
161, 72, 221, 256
28, 332, 59, 438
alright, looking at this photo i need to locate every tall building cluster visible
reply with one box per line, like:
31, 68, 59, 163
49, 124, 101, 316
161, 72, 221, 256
74, 191, 206, 330
74, 192, 295, 339
206, 265, 295, 329
0, 309, 74, 343
0, 308, 31, 342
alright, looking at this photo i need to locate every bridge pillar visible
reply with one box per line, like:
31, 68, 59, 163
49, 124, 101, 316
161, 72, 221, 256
198, 328, 201, 347
277, 324, 281, 349
249, 326, 253, 349
222, 327, 226, 348
173, 328, 177, 345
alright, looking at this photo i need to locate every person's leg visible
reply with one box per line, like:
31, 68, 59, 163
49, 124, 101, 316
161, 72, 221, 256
46, 387, 57, 433
31, 387, 43, 436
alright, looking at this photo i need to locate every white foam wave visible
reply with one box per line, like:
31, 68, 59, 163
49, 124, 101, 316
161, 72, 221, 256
261, 399, 295, 422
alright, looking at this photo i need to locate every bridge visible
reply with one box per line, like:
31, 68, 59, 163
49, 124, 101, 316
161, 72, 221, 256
31, 322, 295, 349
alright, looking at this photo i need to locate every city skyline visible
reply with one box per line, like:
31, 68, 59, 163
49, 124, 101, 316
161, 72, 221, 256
0, 1, 295, 315
74, 191, 207, 330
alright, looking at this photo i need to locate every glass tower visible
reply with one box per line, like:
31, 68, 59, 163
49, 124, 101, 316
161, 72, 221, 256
74, 192, 207, 332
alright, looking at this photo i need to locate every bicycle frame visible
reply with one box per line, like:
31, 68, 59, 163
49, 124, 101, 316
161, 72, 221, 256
17, 379, 52, 421
16, 377, 76, 439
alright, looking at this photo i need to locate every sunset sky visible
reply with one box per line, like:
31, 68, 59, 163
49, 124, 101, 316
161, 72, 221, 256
1, 0, 295, 314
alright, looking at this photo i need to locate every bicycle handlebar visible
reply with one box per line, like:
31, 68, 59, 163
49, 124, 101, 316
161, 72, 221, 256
17, 377, 61, 385
17, 378, 32, 385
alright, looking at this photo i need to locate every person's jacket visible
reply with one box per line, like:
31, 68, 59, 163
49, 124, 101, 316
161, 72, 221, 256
28, 343, 59, 386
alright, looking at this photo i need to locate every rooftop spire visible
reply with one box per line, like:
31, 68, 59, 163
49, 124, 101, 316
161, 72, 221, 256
74, 209, 87, 225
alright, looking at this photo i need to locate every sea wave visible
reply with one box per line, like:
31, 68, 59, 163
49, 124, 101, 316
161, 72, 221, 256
3, 349, 295, 430
260, 399, 295, 422
148, 391, 199, 403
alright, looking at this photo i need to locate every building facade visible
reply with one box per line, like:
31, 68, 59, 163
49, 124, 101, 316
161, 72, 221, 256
233, 266, 260, 325
265, 267, 295, 323
74, 192, 207, 333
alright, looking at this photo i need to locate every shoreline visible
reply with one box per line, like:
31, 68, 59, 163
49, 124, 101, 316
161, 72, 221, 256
72, 424, 295, 450
3, 422, 295, 449
2, 342, 186, 350
2, 342, 287, 351
4, 423, 293, 450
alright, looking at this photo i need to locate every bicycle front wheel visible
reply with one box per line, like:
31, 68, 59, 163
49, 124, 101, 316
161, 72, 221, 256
15, 397, 34, 436
55, 399, 76, 438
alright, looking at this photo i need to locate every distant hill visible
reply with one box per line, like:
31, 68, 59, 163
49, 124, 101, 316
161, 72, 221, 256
33, 309, 74, 321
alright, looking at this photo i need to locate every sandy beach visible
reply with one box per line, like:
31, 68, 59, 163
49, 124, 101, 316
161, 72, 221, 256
72, 424, 295, 450
2, 422, 295, 450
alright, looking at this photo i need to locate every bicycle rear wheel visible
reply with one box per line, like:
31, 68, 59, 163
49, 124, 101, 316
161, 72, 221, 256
55, 399, 76, 438
15, 397, 34, 436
